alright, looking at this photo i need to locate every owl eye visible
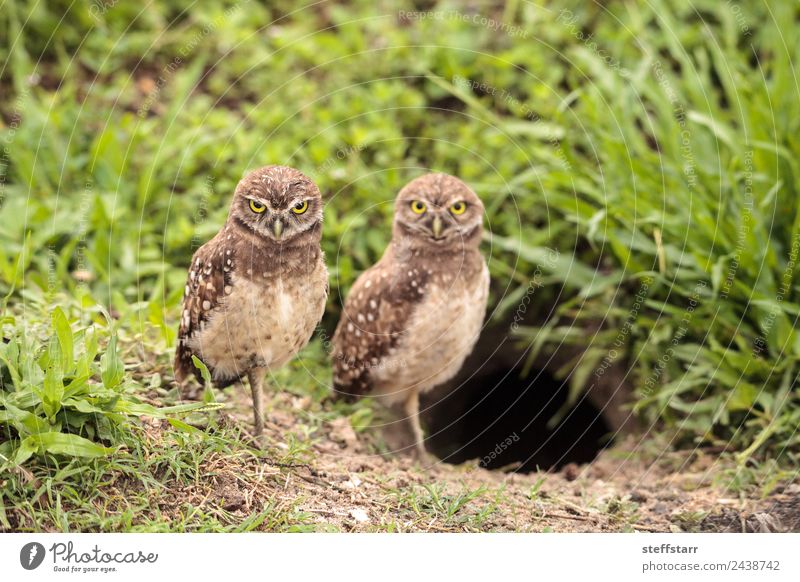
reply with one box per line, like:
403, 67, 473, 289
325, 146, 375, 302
291, 200, 309, 214
410, 200, 427, 214
450, 201, 467, 215
249, 200, 266, 213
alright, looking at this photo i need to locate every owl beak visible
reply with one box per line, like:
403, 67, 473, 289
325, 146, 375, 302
432, 215, 444, 239
273, 218, 284, 240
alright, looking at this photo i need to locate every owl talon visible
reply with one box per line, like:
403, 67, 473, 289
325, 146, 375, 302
251, 432, 269, 450
413, 449, 437, 467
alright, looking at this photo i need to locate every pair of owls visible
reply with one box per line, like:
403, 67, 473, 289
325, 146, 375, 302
174, 166, 489, 456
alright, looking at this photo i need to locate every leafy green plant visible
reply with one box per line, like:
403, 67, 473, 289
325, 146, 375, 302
494, 1, 800, 462
0, 307, 219, 470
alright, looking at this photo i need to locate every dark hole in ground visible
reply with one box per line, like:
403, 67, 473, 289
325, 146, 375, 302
424, 366, 612, 472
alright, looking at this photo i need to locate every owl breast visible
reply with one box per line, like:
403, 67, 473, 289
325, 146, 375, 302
190, 259, 327, 382
372, 261, 489, 405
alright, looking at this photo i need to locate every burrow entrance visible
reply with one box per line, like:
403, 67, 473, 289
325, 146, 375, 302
423, 365, 613, 472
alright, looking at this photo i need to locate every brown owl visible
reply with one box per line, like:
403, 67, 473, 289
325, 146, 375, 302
331, 173, 489, 457
174, 165, 328, 439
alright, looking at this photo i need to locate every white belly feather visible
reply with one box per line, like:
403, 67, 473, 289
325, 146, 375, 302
373, 262, 489, 405
190, 266, 326, 381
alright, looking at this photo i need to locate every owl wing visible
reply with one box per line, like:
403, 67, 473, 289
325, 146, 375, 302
331, 256, 429, 399
174, 236, 234, 385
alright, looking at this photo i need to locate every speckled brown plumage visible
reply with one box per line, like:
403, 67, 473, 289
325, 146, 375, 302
174, 243, 236, 386
175, 165, 328, 438
331, 173, 489, 456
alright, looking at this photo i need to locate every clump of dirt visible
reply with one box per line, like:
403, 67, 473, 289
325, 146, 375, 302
698, 487, 800, 533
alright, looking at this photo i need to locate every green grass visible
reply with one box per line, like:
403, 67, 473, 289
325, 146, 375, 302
0, 300, 220, 468
1, 0, 799, 530
386, 482, 498, 531
2, 428, 323, 532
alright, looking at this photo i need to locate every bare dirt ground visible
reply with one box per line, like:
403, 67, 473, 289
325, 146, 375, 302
15, 386, 793, 533
134, 390, 798, 533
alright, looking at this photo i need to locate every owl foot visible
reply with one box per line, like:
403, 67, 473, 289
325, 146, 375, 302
411, 443, 438, 467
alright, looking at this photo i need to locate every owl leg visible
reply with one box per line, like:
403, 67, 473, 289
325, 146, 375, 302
247, 368, 266, 440
403, 388, 427, 458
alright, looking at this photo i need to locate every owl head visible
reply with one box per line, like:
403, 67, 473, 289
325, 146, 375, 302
229, 165, 323, 245
393, 173, 484, 250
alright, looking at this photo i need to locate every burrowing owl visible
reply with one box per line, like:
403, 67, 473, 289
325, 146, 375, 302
174, 165, 328, 438
331, 173, 489, 456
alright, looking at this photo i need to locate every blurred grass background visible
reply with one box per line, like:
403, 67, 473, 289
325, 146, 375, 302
1, 0, 798, 475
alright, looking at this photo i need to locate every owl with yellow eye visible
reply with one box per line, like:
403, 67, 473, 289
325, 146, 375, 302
175, 165, 328, 440
331, 173, 489, 457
